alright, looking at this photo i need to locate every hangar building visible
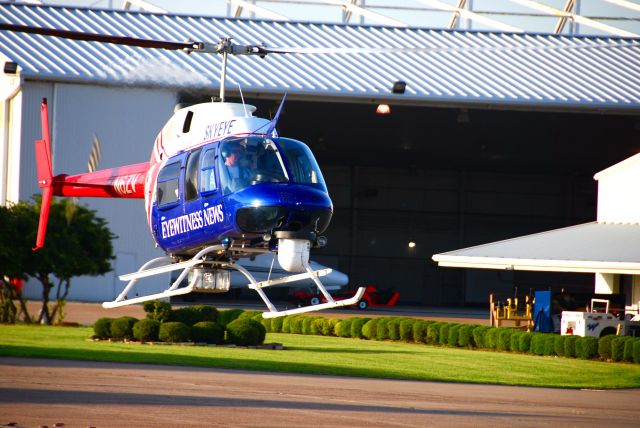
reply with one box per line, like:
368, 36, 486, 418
1, 2, 640, 306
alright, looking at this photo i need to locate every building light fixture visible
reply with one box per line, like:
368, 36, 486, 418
376, 103, 391, 115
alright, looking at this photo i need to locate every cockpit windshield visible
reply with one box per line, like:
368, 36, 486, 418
218, 136, 326, 194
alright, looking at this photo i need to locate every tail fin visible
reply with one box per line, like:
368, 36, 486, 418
33, 99, 53, 251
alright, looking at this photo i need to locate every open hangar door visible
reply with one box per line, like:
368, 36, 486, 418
251, 98, 639, 306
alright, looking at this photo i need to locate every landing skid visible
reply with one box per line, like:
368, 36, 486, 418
102, 245, 365, 318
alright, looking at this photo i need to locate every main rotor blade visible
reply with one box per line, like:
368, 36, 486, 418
0, 23, 196, 51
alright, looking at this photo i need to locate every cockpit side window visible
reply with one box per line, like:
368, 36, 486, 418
200, 148, 217, 194
157, 161, 181, 206
184, 149, 201, 201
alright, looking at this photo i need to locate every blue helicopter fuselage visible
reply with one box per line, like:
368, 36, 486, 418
150, 136, 333, 255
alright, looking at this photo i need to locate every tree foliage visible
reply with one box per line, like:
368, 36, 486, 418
0, 196, 115, 324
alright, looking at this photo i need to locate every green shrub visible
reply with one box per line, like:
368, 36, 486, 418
412, 320, 431, 344
270, 316, 284, 333
191, 321, 224, 344
159, 322, 191, 343
132, 319, 160, 342
447, 324, 462, 348
310, 318, 324, 335
554, 335, 566, 357
191, 305, 219, 323
611, 337, 632, 362
301, 317, 317, 335
387, 318, 402, 341
218, 309, 244, 328
564, 335, 578, 358
633, 340, 640, 364
530, 333, 546, 356
336, 318, 354, 338
496, 329, 515, 351
598, 334, 615, 360
376, 318, 391, 341
575, 336, 598, 359
290, 316, 305, 334
510, 331, 524, 352
351, 317, 371, 339
169, 306, 216, 326
542, 335, 556, 356
399, 319, 416, 342
142, 300, 172, 322
439, 323, 452, 346
93, 317, 114, 339
458, 325, 476, 348
624, 337, 638, 362
260, 317, 271, 333
518, 333, 532, 353
484, 328, 499, 350
472, 326, 490, 349
237, 310, 262, 321
110, 316, 138, 340
362, 318, 379, 340
427, 322, 442, 345
323, 319, 339, 336
281, 316, 295, 334
226, 318, 266, 346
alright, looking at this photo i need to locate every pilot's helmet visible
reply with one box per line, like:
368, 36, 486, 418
221, 141, 244, 158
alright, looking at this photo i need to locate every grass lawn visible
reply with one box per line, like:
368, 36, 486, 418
1, 324, 639, 389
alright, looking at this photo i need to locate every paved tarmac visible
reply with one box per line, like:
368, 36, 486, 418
1, 357, 639, 427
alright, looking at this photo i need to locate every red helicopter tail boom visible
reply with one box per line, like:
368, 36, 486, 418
33, 98, 149, 250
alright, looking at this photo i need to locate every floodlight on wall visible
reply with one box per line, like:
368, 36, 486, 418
3, 61, 18, 74
376, 104, 391, 115
392, 80, 406, 94
408, 241, 416, 249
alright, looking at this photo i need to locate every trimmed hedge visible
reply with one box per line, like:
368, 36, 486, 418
387, 318, 402, 341
554, 335, 566, 357
518, 333, 532, 353
611, 337, 631, 362
624, 338, 638, 362
448, 324, 462, 348
110, 316, 138, 340
218, 309, 245, 328
458, 325, 476, 348
351, 317, 371, 339
598, 335, 615, 360
543, 335, 556, 356
472, 326, 490, 349
376, 318, 392, 341
191, 321, 224, 344
323, 319, 339, 336
427, 322, 442, 345
564, 335, 578, 358
399, 319, 416, 342
496, 329, 515, 351
159, 322, 190, 343
169, 306, 217, 326
93, 317, 114, 339
310, 318, 324, 335
530, 333, 546, 356
412, 320, 431, 344
270, 316, 284, 333
439, 323, 452, 346
362, 319, 379, 340
575, 336, 598, 359
226, 318, 266, 346
336, 319, 354, 338
133, 319, 160, 342
634, 340, 640, 364
484, 328, 499, 350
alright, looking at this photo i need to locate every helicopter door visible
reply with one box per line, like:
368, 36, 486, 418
199, 146, 226, 242
182, 148, 203, 244
155, 158, 187, 249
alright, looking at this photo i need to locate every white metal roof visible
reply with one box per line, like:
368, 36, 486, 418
2, 3, 640, 112
432, 222, 640, 274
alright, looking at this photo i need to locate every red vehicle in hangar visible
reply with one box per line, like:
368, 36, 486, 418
292, 285, 400, 310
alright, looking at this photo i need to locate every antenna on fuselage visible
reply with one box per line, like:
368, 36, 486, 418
237, 83, 249, 117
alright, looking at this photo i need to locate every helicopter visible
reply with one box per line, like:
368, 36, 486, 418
0, 23, 366, 318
